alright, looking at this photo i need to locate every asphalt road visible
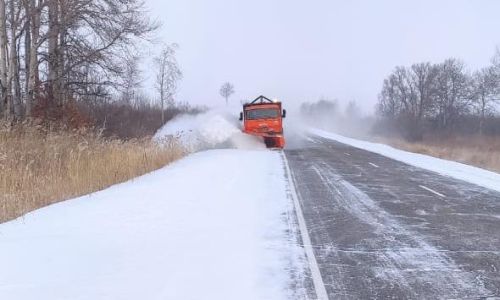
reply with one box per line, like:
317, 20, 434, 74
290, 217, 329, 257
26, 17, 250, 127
285, 135, 500, 299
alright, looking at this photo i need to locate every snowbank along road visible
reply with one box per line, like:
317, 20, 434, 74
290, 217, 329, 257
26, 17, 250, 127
0, 150, 312, 300
286, 134, 500, 299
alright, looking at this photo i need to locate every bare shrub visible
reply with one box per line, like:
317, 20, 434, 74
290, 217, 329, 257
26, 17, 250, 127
83, 101, 204, 139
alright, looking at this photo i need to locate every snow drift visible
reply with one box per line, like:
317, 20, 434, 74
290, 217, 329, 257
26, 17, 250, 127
312, 128, 500, 193
154, 107, 264, 152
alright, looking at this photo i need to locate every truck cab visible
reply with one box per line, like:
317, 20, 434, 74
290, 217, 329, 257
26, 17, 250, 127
239, 95, 286, 148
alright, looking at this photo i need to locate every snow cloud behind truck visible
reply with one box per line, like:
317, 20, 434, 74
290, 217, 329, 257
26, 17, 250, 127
154, 107, 265, 152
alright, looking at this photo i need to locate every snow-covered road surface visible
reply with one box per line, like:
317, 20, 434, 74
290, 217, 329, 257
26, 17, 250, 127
286, 135, 500, 298
0, 150, 309, 300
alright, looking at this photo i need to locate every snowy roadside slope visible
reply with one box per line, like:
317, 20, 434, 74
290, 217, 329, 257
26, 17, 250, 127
311, 128, 500, 193
0, 150, 305, 300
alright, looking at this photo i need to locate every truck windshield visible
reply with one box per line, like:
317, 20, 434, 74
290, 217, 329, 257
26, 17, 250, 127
246, 109, 279, 120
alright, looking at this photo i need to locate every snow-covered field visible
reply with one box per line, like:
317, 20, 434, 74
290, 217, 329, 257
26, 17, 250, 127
311, 128, 500, 193
0, 108, 308, 300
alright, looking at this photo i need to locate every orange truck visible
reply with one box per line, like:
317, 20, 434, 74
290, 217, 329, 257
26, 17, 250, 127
239, 95, 286, 148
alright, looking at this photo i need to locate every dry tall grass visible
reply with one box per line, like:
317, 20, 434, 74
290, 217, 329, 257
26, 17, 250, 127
0, 124, 184, 223
380, 135, 500, 173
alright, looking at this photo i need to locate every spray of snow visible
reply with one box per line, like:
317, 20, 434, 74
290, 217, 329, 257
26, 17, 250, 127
154, 106, 265, 152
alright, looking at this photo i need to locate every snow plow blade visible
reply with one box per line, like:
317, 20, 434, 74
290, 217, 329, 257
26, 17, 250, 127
264, 136, 285, 149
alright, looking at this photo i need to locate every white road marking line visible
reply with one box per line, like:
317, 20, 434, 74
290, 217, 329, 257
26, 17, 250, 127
368, 162, 379, 168
282, 152, 329, 300
419, 185, 446, 198
333, 248, 500, 254
344, 152, 351, 156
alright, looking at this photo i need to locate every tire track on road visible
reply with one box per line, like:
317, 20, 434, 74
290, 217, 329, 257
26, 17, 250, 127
313, 161, 490, 298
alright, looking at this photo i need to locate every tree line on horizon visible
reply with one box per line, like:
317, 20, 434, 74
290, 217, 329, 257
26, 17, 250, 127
376, 50, 500, 140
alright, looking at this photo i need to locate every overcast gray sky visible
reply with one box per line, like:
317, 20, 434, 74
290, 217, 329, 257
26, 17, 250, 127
144, 0, 500, 112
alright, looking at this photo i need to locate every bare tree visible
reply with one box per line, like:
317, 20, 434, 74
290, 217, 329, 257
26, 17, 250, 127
345, 100, 360, 119
433, 59, 472, 129
378, 75, 402, 119
25, 0, 42, 117
472, 67, 499, 134
378, 65, 433, 139
155, 43, 182, 123
120, 56, 142, 105
410, 63, 438, 122
8, 0, 21, 118
0, 0, 8, 117
219, 82, 234, 105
